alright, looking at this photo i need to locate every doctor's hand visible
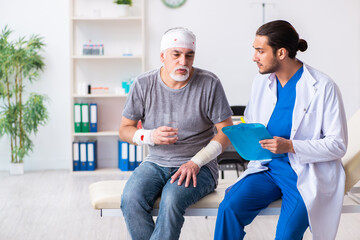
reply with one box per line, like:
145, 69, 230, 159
259, 136, 295, 154
152, 126, 178, 145
170, 161, 200, 188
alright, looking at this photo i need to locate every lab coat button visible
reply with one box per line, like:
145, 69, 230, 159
293, 129, 297, 132
303, 108, 306, 112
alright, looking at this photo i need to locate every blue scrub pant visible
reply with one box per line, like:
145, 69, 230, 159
214, 159, 309, 240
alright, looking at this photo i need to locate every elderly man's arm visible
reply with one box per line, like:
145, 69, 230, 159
210, 117, 233, 151
119, 116, 139, 144
170, 117, 233, 188
119, 116, 178, 145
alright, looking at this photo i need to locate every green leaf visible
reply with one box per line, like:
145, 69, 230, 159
23, 93, 48, 134
113, 0, 132, 6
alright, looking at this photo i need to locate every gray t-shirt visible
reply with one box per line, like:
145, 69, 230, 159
122, 67, 232, 182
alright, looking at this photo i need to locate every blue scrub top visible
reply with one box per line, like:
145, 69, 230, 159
267, 66, 304, 161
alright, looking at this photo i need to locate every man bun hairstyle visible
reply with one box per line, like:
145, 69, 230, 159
256, 20, 307, 59
298, 39, 308, 52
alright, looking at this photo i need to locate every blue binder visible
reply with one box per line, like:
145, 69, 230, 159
136, 145, 143, 167
118, 140, 129, 171
222, 123, 286, 160
79, 142, 88, 171
87, 141, 97, 171
89, 103, 98, 132
72, 142, 80, 171
129, 144, 136, 171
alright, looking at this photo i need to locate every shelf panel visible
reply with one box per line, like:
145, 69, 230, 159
72, 55, 143, 60
73, 131, 118, 137
72, 168, 134, 175
72, 16, 142, 21
73, 94, 128, 98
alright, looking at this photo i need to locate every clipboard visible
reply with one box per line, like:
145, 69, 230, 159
222, 123, 286, 160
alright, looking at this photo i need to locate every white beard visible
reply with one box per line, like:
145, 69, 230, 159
170, 66, 190, 82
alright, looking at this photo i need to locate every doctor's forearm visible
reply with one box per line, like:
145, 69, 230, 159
291, 138, 346, 163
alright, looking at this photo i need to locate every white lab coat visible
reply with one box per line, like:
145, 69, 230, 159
238, 63, 348, 240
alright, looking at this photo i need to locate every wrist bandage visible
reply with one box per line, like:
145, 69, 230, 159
132, 129, 155, 146
191, 141, 223, 168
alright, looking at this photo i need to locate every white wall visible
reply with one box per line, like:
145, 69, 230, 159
0, 0, 71, 170
146, 0, 360, 116
0, 0, 359, 171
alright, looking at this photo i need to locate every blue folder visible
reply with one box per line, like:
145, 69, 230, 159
89, 103, 98, 132
87, 141, 97, 171
79, 142, 88, 171
72, 142, 80, 171
118, 140, 129, 171
129, 144, 136, 171
222, 123, 286, 160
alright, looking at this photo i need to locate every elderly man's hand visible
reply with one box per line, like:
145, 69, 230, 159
170, 161, 200, 188
152, 126, 178, 145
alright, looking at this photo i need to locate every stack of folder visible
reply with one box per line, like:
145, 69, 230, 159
118, 140, 144, 171
72, 141, 97, 171
74, 103, 98, 133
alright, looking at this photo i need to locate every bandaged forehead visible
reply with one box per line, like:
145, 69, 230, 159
160, 28, 196, 52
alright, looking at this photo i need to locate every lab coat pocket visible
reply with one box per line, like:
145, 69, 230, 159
314, 161, 336, 194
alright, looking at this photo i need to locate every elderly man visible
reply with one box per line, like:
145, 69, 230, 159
119, 27, 233, 240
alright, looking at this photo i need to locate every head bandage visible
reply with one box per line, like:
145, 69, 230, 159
160, 27, 196, 52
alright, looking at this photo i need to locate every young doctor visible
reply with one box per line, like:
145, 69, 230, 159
214, 20, 348, 240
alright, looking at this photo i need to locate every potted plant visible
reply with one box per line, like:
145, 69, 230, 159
0, 26, 49, 175
113, 0, 132, 17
